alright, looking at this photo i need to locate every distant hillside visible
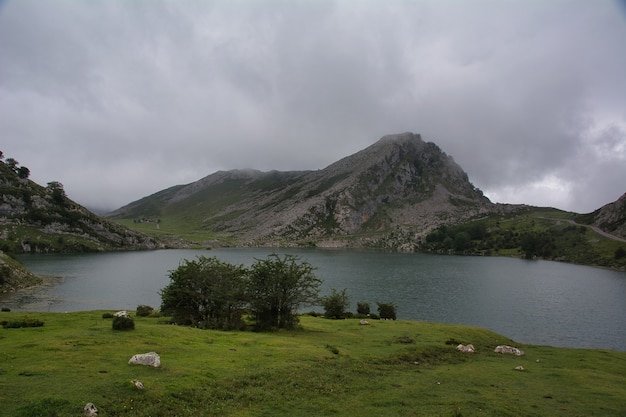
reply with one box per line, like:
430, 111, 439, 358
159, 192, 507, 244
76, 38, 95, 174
0, 155, 160, 254
109, 133, 524, 249
576, 192, 626, 240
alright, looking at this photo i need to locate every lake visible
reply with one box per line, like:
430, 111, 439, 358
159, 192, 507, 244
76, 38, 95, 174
3, 248, 626, 351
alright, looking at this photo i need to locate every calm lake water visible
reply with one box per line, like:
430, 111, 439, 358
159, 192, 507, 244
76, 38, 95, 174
3, 248, 626, 351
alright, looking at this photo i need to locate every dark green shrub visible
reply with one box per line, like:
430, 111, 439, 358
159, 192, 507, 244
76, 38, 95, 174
377, 302, 397, 320
1, 307, 10, 312
320, 288, 350, 319
136, 305, 154, 317
2, 317, 44, 328
356, 301, 370, 315
102, 312, 114, 319
112, 315, 135, 331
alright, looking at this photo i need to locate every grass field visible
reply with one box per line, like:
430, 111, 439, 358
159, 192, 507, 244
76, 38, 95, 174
1, 312, 625, 417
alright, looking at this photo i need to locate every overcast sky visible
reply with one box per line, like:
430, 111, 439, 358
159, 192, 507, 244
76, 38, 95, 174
1, 0, 625, 213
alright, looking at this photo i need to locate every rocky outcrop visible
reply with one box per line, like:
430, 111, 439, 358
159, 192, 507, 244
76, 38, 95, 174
578, 192, 626, 240
0, 250, 41, 293
0, 158, 161, 253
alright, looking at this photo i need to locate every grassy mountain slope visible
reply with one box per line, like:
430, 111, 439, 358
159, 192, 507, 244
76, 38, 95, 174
0, 158, 160, 254
109, 133, 519, 248
1, 312, 625, 417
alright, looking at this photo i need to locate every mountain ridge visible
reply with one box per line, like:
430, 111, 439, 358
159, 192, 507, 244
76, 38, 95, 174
108, 132, 526, 249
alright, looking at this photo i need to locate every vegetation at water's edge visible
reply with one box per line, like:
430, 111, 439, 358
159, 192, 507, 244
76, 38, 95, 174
422, 208, 626, 270
0, 311, 624, 417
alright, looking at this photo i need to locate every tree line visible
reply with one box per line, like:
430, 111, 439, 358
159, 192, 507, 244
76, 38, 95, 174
160, 253, 397, 331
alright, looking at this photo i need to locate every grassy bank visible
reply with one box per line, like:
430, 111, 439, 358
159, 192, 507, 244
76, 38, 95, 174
1, 312, 625, 417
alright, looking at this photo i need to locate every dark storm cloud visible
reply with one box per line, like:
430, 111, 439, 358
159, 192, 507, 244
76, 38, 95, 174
1, 0, 624, 213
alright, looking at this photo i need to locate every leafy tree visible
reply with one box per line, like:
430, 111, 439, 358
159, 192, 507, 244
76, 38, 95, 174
454, 231, 472, 252
16, 166, 30, 179
321, 288, 350, 319
356, 301, 370, 315
248, 253, 321, 330
615, 247, 626, 260
377, 302, 397, 320
160, 256, 248, 330
46, 181, 66, 205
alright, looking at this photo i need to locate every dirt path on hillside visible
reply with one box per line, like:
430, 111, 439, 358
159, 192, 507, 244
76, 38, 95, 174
554, 218, 626, 243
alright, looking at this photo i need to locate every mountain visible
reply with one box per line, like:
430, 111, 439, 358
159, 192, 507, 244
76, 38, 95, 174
108, 133, 523, 249
576, 192, 626, 240
0, 157, 160, 254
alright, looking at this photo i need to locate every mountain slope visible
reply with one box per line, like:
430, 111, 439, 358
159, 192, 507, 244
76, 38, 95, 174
109, 133, 522, 248
576, 192, 626, 240
0, 157, 160, 254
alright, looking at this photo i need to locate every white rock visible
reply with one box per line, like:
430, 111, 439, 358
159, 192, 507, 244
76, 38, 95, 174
83, 402, 98, 417
132, 379, 145, 389
114, 310, 130, 318
128, 352, 161, 367
494, 345, 525, 356
515, 365, 525, 371
456, 344, 475, 353
359, 320, 370, 325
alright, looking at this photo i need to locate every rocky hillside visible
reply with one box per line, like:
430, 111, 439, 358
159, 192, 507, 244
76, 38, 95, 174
576, 192, 626, 240
0, 156, 160, 254
109, 133, 524, 249
0, 250, 41, 293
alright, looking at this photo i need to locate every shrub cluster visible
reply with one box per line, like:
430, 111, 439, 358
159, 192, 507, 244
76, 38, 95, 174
161, 254, 321, 331
112, 315, 135, 331
1, 317, 44, 328
136, 305, 154, 317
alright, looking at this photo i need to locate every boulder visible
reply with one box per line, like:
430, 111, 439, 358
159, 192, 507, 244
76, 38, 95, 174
114, 311, 130, 318
359, 320, 370, 325
514, 365, 525, 371
83, 402, 98, 417
456, 344, 475, 353
494, 345, 524, 356
128, 352, 161, 367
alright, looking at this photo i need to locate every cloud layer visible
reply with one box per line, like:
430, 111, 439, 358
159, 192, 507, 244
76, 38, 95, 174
1, 0, 625, 213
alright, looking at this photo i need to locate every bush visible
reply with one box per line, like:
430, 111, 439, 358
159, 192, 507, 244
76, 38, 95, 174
356, 301, 370, 315
1, 307, 10, 312
1, 317, 44, 328
320, 288, 350, 319
102, 313, 114, 319
112, 315, 135, 331
377, 302, 397, 320
136, 305, 154, 317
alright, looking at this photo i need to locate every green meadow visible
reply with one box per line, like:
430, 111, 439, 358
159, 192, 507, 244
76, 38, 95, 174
1, 312, 625, 417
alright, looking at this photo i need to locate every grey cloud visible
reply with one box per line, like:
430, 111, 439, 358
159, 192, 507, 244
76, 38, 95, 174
1, 0, 624, 213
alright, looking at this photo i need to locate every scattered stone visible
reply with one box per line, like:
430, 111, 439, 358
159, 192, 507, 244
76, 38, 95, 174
456, 343, 475, 353
514, 365, 525, 371
494, 345, 525, 356
359, 320, 370, 325
114, 311, 130, 318
128, 352, 161, 367
131, 379, 145, 390
83, 402, 98, 417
